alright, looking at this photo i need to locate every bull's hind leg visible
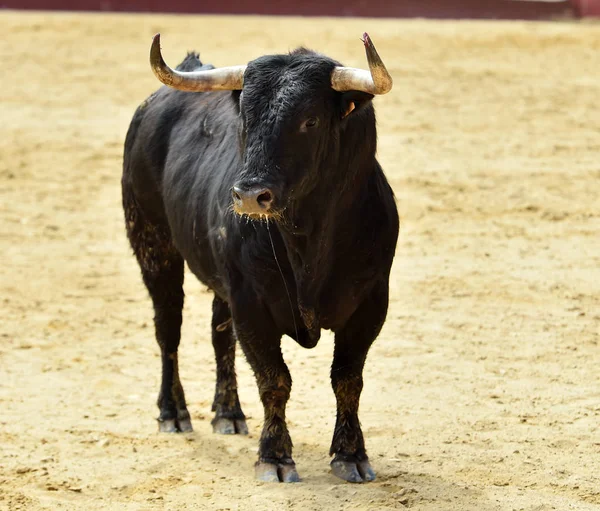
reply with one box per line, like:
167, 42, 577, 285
210, 295, 248, 434
123, 187, 192, 433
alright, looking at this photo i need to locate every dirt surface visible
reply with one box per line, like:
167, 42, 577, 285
1, 11, 599, 511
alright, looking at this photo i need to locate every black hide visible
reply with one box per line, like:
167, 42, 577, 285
122, 47, 399, 483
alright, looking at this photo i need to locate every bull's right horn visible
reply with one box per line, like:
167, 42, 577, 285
330, 33, 393, 95
150, 33, 246, 92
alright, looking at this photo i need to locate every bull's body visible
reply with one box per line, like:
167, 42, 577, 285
122, 48, 398, 483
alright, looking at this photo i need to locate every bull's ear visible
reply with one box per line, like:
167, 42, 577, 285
340, 91, 374, 119
230, 89, 242, 112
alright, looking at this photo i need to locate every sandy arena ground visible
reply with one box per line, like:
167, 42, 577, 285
1, 10, 599, 511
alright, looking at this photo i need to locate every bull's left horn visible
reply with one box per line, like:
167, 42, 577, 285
330, 33, 393, 95
150, 33, 246, 92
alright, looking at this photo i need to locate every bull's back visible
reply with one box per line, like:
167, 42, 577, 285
123, 85, 242, 296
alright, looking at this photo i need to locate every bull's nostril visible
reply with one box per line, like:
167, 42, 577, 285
232, 185, 274, 213
257, 190, 273, 209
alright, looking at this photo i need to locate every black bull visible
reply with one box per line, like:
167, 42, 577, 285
121, 35, 399, 483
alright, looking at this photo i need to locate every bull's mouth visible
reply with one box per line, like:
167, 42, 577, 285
232, 206, 282, 222
233, 208, 267, 219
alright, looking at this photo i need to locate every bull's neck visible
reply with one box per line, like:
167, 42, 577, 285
277, 158, 377, 338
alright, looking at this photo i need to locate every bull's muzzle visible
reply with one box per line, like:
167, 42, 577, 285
232, 185, 275, 216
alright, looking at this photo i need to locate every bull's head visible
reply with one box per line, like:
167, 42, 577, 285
149, 33, 392, 220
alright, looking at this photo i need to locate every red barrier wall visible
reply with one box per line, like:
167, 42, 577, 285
571, 0, 600, 15
0, 0, 581, 19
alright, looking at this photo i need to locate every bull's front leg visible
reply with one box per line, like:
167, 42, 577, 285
230, 292, 299, 483
252, 354, 298, 483
330, 285, 389, 483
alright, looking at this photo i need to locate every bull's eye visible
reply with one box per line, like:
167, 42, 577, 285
301, 117, 319, 131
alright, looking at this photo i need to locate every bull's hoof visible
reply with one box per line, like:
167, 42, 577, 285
158, 414, 193, 433
211, 417, 249, 435
255, 461, 300, 483
331, 458, 376, 483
